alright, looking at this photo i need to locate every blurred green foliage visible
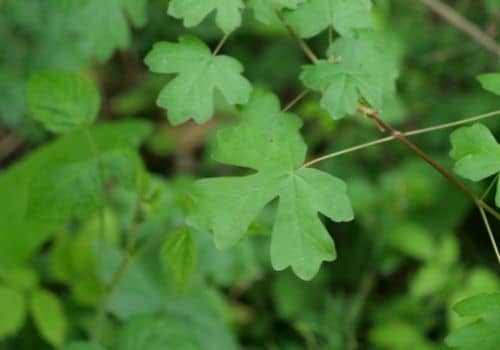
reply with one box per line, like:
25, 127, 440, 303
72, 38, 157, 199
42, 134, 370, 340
0, 0, 499, 349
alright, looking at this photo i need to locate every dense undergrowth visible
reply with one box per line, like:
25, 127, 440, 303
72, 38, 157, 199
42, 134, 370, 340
1, 1, 500, 349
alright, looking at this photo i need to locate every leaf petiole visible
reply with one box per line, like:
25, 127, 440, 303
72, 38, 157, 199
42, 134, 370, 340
303, 109, 500, 167
212, 33, 231, 56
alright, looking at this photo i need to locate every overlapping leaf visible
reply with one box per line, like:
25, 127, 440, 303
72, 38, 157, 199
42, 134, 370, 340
145, 36, 252, 125
76, 0, 147, 61
98, 246, 240, 349
446, 293, 500, 350
193, 91, 353, 280
160, 228, 198, 287
450, 123, 500, 206
301, 30, 398, 119
0, 121, 151, 269
27, 149, 141, 225
285, 0, 373, 38
250, 0, 306, 24
168, 0, 244, 34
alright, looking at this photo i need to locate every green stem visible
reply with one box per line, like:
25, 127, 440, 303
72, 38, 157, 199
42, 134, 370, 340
212, 33, 231, 56
403, 109, 500, 135
84, 129, 100, 160
346, 274, 376, 350
91, 216, 180, 342
91, 251, 133, 341
481, 174, 499, 200
84, 128, 106, 191
303, 136, 393, 167
478, 206, 500, 263
84, 128, 109, 296
478, 175, 500, 264
274, 9, 319, 63
91, 193, 143, 342
282, 89, 310, 113
328, 26, 333, 48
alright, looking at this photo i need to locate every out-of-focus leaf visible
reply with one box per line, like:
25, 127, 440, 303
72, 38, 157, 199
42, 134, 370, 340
75, 0, 147, 61
97, 244, 165, 320
0, 266, 39, 292
285, 0, 373, 37
448, 268, 500, 329
446, 293, 500, 350
30, 289, 67, 347
477, 73, 500, 96
117, 315, 199, 350
195, 231, 266, 287
26, 71, 100, 134
385, 224, 434, 261
167, 0, 244, 34
250, 0, 306, 24
370, 320, 436, 350
26, 149, 141, 226
0, 121, 151, 270
0, 286, 26, 340
160, 228, 198, 287
60, 341, 106, 350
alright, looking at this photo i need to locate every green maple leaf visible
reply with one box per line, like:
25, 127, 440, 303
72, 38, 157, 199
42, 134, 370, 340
76, 0, 147, 61
168, 0, 244, 34
446, 293, 500, 350
193, 90, 354, 280
450, 123, 500, 206
250, 0, 306, 24
301, 61, 376, 119
285, 0, 373, 38
300, 30, 398, 119
145, 36, 252, 125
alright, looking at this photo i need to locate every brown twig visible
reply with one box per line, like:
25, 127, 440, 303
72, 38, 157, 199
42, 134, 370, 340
358, 105, 500, 221
419, 0, 500, 58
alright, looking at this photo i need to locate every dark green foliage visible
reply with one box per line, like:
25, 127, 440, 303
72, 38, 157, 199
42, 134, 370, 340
0, 0, 499, 349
